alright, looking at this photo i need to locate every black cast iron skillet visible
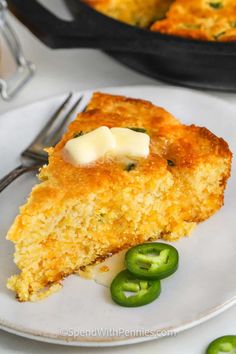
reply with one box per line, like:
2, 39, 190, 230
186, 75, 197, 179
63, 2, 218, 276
8, 0, 236, 91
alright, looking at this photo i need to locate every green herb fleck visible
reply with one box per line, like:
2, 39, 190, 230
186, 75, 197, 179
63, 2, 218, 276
98, 213, 106, 222
125, 163, 136, 172
214, 31, 226, 39
134, 19, 142, 27
209, 2, 223, 9
182, 24, 201, 29
231, 21, 236, 28
127, 127, 147, 133
73, 131, 84, 138
167, 159, 175, 167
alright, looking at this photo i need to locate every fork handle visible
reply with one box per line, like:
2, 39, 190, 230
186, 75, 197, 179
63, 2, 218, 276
0, 164, 40, 193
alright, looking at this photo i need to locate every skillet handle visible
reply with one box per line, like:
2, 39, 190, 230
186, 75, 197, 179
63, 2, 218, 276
7, 0, 146, 51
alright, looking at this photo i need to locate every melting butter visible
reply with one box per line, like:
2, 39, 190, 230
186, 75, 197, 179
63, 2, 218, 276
62, 126, 150, 166
63, 126, 116, 166
79, 250, 127, 287
111, 127, 150, 158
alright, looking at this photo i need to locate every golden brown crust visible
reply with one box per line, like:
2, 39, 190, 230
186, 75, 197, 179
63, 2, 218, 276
86, 92, 180, 126
42, 94, 231, 201
151, 0, 236, 42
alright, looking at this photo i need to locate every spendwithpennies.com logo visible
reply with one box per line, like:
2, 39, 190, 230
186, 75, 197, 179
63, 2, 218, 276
58, 327, 177, 338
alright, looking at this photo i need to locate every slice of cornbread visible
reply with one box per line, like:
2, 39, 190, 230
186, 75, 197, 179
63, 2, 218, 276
151, 0, 236, 42
83, 0, 174, 27
7, 93, 232, 301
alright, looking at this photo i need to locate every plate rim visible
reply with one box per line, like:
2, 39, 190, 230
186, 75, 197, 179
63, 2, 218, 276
0, 295, 236, 347
0, 84, 235, 347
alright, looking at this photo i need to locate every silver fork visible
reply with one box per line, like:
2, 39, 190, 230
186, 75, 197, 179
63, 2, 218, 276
0, 93, 84, 193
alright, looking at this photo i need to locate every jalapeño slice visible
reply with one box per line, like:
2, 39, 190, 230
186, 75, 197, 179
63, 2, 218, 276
110, 270, 161, 307
206, 335, 236, 354
125, 243, 179, 280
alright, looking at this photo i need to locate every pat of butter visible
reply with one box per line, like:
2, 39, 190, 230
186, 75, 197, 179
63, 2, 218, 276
63, 126, 116, 165
111, 127, 150, 158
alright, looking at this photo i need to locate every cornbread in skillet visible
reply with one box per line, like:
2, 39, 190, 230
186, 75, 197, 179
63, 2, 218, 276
84, 0, 236, 41
151, 0, 236, 41
7, 93, 232, 302
83, 0, 174, 27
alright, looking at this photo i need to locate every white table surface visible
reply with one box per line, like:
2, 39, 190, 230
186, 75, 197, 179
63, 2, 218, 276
0, 2, 235, 353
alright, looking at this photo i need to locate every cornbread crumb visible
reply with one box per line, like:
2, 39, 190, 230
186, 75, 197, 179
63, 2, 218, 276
100, 265, 110, 273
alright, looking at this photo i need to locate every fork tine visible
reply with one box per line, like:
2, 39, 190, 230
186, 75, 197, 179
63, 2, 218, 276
30, 92, 73, 146
82, 103, 88, 112
47, 95, 84, 147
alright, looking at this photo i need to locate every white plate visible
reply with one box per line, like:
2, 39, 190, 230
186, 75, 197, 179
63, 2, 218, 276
0, 85, 235, 347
